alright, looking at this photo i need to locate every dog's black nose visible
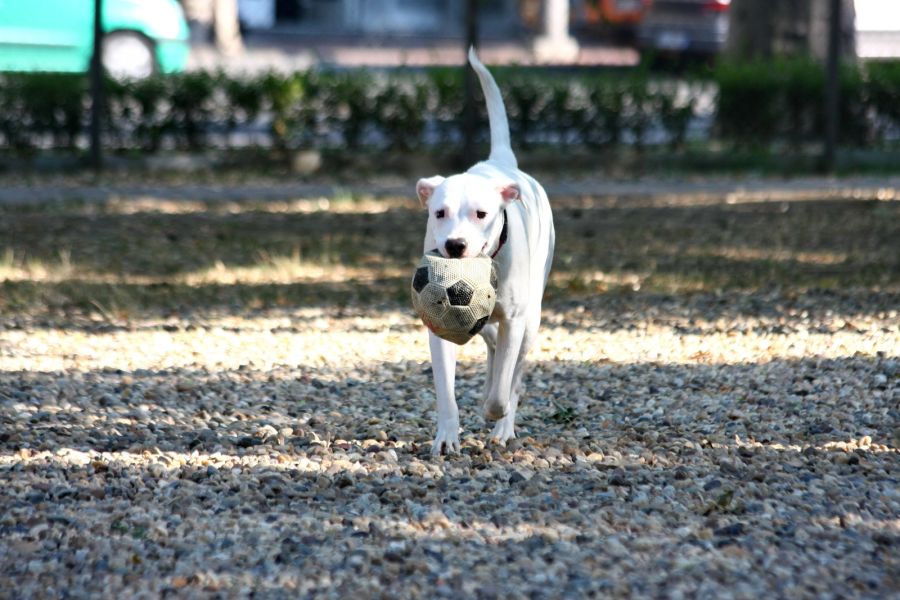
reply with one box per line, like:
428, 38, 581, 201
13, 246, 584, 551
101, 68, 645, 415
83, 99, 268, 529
445, 238, 467, 258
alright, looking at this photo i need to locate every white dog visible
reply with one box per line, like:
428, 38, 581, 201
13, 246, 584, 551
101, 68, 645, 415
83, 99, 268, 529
416, 48, 555, 455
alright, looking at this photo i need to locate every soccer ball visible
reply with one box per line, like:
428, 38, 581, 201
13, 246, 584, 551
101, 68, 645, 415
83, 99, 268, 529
411, 251, 498, 345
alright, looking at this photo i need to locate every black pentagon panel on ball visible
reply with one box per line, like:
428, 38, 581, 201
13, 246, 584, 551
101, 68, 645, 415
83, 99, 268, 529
468, 315, 489, 336
489, 268, 498, 291
412, 266, 430, 293
446, 280, 474, 306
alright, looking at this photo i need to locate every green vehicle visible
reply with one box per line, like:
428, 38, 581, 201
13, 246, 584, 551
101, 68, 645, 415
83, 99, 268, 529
0, 0, 190, 78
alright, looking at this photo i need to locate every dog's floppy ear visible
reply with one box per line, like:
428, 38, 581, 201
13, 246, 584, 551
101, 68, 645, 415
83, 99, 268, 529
497, 182, 520, 203
416, 175, 445, 206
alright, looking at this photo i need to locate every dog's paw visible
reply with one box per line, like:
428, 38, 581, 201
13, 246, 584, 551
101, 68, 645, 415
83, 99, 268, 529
431, 422, 461, 456
483, 397, 508, 421
490, 419, 516, 445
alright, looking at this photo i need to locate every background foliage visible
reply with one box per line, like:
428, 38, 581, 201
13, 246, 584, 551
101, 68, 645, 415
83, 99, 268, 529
0, 59, 898, 156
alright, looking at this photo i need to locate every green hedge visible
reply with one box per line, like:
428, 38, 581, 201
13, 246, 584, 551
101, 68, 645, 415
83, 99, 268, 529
0, 59, 898, 155
713, 59, 877, 147
0, 73, 86, 151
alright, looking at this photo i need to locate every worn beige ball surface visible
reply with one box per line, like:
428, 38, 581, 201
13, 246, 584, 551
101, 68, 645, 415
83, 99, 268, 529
411, 251, 498, 345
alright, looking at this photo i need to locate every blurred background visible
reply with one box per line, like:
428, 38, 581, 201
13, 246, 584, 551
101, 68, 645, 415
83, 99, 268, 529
0, 0, 898, 174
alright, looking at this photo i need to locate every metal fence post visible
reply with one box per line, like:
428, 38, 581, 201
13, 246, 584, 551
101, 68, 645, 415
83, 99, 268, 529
823, 0, 841, 173
90, 0, 104, 172
461, 0, 479, 168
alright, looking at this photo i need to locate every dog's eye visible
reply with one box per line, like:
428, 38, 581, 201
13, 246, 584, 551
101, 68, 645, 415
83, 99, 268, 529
435, 209, 446, 219
476, 211, 487, 219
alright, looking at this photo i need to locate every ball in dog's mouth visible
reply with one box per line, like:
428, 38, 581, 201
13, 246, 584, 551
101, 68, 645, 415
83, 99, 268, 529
411, 251, 498, 345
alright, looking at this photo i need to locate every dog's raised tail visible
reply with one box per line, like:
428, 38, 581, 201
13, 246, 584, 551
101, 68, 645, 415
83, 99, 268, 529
468, 47, 517, 169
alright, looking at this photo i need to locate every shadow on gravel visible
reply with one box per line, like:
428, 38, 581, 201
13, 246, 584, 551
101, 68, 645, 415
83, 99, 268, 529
1, 355, 895, 458
2, 286, 897, 336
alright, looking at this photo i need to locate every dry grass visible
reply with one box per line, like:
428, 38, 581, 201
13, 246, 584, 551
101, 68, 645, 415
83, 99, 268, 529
0, 190, 897, 323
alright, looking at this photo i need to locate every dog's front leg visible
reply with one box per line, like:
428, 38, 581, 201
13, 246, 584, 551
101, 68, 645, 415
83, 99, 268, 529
429, 330, 461, 455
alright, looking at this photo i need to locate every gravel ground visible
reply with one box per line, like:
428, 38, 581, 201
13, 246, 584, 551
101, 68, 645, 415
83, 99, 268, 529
1, 294, 898, 598
1, 182, 898, 598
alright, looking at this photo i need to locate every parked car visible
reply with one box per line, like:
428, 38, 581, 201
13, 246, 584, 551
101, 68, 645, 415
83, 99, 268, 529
637, 0, 730, 59
580, 0, 651, 40
0, 0, 190, 78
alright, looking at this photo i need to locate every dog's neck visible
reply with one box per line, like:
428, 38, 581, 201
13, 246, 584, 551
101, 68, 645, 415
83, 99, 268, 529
488, 210, 508, 259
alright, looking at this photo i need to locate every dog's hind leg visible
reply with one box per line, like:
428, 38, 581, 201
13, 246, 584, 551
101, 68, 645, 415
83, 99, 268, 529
480, 322, 498, 405
490, 312, 540, 444
483, 317, 527, 421
490, 359, 525, 444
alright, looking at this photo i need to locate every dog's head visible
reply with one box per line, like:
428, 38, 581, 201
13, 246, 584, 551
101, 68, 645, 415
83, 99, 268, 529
417, 173, 519, 259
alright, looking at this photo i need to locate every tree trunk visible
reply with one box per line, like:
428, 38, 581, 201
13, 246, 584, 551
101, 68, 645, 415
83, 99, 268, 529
214, 0, 243, 56
727, 0, 855, 61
